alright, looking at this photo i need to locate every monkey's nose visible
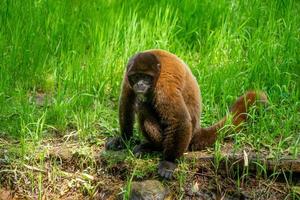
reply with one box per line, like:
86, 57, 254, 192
137, 83, 146, 90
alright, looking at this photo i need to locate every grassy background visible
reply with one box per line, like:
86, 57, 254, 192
0, 0, 299, 155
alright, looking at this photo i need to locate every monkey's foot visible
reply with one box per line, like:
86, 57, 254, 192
105, 136, 126, 151
133, 142, 158, 157
158, 160, 177, 179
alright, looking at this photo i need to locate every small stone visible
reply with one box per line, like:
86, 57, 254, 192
0, 189, 12, 200
129, 180, 169, 200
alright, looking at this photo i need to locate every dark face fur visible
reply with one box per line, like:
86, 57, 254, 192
128, 73, 153, 101
126, 52, 160, 102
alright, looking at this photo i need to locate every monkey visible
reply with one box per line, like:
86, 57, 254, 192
105, 49, 268, 179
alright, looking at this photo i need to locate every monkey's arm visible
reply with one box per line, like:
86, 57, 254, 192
105, 80, 136, 150
119, 81, 136, 140
161, 97, 192, 161
156, 91, 192, 178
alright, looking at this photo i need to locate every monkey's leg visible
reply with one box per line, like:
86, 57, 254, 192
134, 104, 163, 156
134, 118, 163, 156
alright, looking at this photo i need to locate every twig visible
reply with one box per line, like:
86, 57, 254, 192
23, 164, 47, 174
261, 181, 285, 194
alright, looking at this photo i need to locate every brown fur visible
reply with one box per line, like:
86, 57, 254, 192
118, 49, 267, 162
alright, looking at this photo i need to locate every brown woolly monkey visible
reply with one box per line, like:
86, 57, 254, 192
105, 49, 268, 179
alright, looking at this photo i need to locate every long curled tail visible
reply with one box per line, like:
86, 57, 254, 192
189, 91, 268, 151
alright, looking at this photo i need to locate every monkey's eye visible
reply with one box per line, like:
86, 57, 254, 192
128, 74, 140, 84
128, 74, 153, 85
143, 75, 153, 83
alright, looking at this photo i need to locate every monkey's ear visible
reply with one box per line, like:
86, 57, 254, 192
156, 63, 161, 71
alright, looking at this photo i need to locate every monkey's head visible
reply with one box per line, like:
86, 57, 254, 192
126, 52, 161, 102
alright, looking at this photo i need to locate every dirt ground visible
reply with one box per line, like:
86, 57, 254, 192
0, 138, 299, 200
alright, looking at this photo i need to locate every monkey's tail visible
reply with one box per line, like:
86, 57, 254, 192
189, 90, 268, 151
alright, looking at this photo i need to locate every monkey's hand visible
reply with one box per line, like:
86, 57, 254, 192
105, 136, 126, 151
158, 160, 177, 179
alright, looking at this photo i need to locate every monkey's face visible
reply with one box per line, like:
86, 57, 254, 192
126, 52, 161, 102
128, 73, 154, 102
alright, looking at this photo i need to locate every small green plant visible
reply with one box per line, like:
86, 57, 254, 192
122, 167, 136, 200
175, 160, 190, 198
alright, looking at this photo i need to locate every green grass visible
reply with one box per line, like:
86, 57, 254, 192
1, 0, 299, 153
0, 0, 299, 198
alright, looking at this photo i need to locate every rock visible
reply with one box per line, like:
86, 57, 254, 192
0, 189, 13, 200
129, 180, 170, 200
